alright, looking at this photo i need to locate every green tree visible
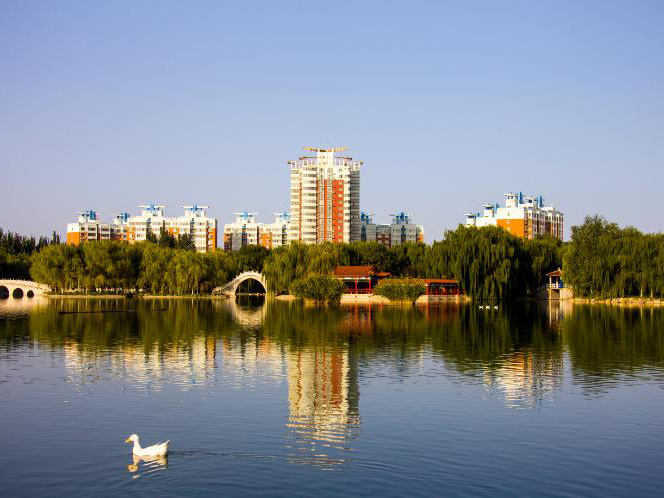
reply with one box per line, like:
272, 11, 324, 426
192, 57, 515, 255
290, 274, 345, 304
373, 277, 426, 304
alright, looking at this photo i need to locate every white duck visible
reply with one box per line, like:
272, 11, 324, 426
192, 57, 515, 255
125, 434, 169, 456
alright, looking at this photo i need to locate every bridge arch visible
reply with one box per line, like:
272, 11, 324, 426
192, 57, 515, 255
215, 271, 268, 296
0, 280, 51, 300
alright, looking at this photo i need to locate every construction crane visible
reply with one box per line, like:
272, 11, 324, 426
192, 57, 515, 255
303, 146, 348, 153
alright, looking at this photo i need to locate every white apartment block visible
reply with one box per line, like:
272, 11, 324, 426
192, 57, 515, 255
223, 212, 262, 252
223, 212, 291, 251
263, 212, 290, 249
288, 147, 361, 244
67, 205, 218, 252
125, 205, 217, 252
66, 211, 130, 245
464, 192, 564, 241
66, 211, 106, 245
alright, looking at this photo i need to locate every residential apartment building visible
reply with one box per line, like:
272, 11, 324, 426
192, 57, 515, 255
359, 211, 424, 247
359, 212, 377, 243
223, 212, 291, 251
66, 211, 108, 245
262, 212, 290, 249
223, 212, 262, 252
389, 212, 424, 246
125, 204, 217, 252
288, 146, 361, 244
67, 205, 218, 252
464, 192, 564, 241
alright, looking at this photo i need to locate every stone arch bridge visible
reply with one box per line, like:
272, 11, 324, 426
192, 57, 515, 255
0, 279, 51, 299
214, 271, 267, 296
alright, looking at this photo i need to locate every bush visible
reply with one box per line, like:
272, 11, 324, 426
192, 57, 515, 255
373, 277, 426, 303
290, 274, 345, 304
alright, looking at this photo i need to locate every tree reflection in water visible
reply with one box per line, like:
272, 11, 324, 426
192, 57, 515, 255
2, 298, 664, 464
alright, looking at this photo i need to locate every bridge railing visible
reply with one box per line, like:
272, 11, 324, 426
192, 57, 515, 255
0, 279, 51, 288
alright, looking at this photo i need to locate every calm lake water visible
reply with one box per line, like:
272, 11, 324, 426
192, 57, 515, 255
1, 297, 663, 497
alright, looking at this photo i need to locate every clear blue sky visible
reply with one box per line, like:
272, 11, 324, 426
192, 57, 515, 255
1, 0, 663, 241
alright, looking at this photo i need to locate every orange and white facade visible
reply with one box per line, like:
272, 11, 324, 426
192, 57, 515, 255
465, 192, 564, 241
66, 211, 129, 245
288, 147, 361, 244
66, 211, 108, 245
67, 205, 217, 252
223, 212, 290, 251
126, 205, 217, 252
262, 212, 290, 249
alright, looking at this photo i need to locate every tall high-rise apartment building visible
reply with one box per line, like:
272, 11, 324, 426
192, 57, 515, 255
288, 147, 361, 244
464, 192, 564, 241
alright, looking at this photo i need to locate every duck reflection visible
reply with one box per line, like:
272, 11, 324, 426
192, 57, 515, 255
126, 453, 168, 476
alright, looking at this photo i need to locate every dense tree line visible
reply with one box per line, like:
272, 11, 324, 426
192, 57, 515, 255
29, 241, 263, 294
0, 228, 60, 254
0, 228, 60, 279
18, 218, 664, 300
563, 216, 664, 298
263, 227, 562, 299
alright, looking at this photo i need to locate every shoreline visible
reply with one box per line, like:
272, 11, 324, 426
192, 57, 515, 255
45, 294, 231, 299
570, 297, 664, 307
35, 294, 664, 307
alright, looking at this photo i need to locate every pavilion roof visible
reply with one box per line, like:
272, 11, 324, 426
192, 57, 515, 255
333, 266, 376, 278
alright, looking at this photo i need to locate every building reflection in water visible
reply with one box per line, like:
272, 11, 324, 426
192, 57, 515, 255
481, 303, 565, 409
482, 350, 564, 408
64, 336, 218, 393
285, 347, 360, 464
